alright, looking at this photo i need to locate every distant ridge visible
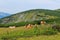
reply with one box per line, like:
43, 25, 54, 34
0, 12, 11, 18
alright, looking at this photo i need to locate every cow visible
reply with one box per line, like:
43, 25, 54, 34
40, 21, 46, 25
9, 26, 16, 29
25, 24, 33, 29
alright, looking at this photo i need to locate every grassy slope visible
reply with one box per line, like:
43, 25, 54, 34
17, 34, 60, 40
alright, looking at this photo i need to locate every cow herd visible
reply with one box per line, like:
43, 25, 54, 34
9, 24, 38, 29
8, 21, 46, 29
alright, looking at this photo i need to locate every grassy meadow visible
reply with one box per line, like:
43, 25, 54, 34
0, 24, 60, 40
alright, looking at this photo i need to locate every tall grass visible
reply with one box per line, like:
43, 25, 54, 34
0, 24, 58, 40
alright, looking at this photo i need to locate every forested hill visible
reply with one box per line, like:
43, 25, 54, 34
0, 9, 60, 26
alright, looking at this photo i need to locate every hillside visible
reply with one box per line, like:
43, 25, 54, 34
0, 9, 60, 27
0, 12, 11, 18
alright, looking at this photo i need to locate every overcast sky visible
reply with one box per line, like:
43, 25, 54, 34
0, 0, 60, 14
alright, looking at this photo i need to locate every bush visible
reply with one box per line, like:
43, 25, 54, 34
0, 21, 39, 27
52, 24, 60, 32
43, 27, 57, 35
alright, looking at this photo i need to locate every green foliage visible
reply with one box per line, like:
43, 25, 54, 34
42, 27, 57, 35
52, 24, 60, 32
0, 21, 39, 27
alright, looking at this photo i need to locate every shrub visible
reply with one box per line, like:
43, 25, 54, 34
52, 24, 60, 32
43, 27, 57, 35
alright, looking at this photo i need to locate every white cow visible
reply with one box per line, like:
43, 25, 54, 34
9, 26, 16, 29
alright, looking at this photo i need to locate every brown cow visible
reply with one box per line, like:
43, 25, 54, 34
40, 21, 46, 24
25, 24, 33, 29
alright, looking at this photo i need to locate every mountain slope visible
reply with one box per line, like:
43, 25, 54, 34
0, 9, 60, 24
0, 12, 11, 18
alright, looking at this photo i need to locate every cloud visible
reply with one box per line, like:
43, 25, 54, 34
0, 0, 60, 14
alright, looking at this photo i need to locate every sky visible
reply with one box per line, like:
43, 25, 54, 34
0, 0, 60, 14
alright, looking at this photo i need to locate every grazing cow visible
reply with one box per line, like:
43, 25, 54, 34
25, 24, 33, 29
9, 26, 16, 29
40, 21, 46, 24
